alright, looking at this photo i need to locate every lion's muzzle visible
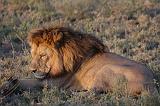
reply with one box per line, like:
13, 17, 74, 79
29, 60, 51, 79
32, 71, 48, 80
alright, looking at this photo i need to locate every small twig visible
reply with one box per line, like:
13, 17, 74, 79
10, 41, 15, 59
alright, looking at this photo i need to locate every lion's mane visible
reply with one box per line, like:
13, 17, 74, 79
28, 27, 108, 73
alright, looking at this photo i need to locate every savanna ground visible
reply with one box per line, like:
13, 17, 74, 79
0, 0, 160, 105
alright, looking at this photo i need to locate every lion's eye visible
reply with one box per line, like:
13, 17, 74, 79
41, 55, 47, 60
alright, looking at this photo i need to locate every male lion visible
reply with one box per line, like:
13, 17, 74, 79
27, 26, 157, 96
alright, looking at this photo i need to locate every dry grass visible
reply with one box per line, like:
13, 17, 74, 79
0, 0, 160, 105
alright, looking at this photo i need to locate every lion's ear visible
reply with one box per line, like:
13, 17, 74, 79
27, 29, 44, 45
52, 32, 64, 48
52, 32, 63, 42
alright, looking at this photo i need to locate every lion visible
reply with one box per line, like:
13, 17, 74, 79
27, 26, 157, 96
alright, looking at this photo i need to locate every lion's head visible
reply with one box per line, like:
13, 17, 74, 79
27, 27, 108, 78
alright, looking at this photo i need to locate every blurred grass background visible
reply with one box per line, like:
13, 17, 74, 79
0, 0, 160, 105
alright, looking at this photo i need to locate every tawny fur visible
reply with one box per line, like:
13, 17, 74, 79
28, 26, 157, 96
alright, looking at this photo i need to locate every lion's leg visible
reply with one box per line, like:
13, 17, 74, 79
90, 85, 108, 95
91, 75, 109, 94
90, 76, 111, 95
90, 67, 114, 94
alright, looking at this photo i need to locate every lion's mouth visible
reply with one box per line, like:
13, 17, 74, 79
32, 70, 49, 79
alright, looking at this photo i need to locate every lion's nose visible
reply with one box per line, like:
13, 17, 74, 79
31, 69, 37, 73
29, 65, 37, 72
